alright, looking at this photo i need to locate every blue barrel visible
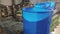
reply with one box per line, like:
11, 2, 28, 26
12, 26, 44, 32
23, 2, 55, 34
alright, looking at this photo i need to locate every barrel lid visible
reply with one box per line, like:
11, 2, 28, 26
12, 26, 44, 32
23, 2, 55, 13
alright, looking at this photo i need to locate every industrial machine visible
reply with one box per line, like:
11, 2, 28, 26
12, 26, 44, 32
0, 0, 29, 20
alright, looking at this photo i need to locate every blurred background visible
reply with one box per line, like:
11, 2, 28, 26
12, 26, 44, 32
0, 0, 60, 34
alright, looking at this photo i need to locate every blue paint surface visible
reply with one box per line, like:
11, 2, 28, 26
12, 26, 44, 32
23, 2, 55, 34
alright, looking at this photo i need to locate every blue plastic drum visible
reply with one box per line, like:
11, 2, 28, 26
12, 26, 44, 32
23, 2, 55, 34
